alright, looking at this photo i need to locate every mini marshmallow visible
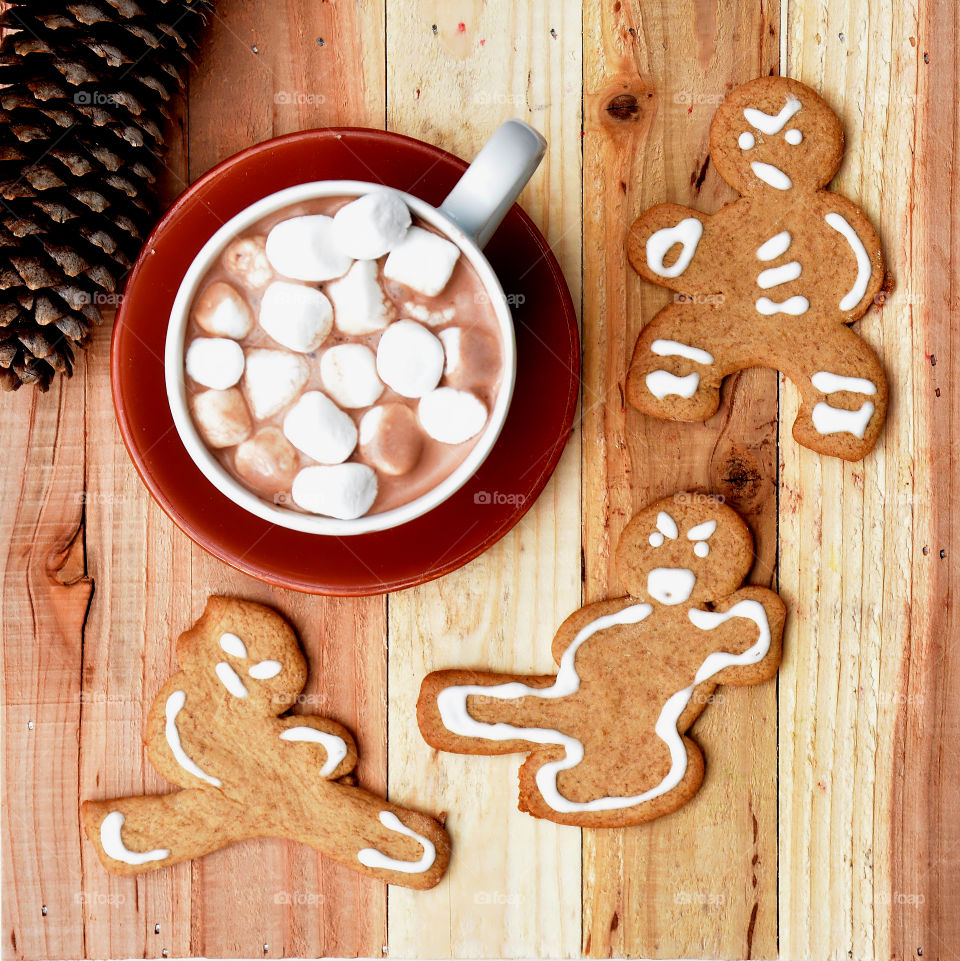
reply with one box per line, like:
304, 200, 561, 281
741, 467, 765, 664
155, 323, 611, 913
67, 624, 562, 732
282, 390, 357, 465
418, 387, 488, 445
222, 235, 273, 289
375, 319, 445, 398
331, 190, 411, 260
259, 281, 333, 353
265, 215, 353, 282
242, 348, 309, 419
234, 427, 298, 495
320, 344, 384, 409
358, 403, 423, 477
439, 326, 501, 390
326, 259, 393, 335
402, 301, 456, 327
383, 226, 460, 297
185, 337, 245, 390
192, 388, 252, 448
291, 463, 378, 520
193, 281, 253, 339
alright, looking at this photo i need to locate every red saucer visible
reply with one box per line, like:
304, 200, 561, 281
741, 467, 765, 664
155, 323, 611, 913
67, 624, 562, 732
112, 128, 579, 595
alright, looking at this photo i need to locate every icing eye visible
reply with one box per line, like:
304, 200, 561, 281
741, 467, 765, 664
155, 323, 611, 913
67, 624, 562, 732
649, 532, 665, 548
655, 511, 679, 539
248, 660, 282, 680
694, 541, 709, 558
219, 632, 247, 659
686, 520, 717, 541
785, 128, 802, 145
738, 131, 755, 150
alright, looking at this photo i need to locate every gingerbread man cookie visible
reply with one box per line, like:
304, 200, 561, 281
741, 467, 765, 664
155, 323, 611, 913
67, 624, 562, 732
417, 496, 785, 827
81, 597, 450, 889
626, 76, 888, 461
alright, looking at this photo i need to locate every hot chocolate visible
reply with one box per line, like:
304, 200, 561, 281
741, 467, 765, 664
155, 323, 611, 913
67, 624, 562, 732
182, 190, 504, 520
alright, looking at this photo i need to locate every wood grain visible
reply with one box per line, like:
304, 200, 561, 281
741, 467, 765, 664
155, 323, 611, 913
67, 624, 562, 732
384, 1, 583, 957
580, 1, 781, 957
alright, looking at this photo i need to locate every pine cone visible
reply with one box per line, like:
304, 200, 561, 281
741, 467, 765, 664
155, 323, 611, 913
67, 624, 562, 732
0, 0, 213, 391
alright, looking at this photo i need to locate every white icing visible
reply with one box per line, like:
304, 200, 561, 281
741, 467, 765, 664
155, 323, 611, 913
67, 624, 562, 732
649, 532, 665, 548
436, 599, 770, 813
686, 520, 717, 540
785, 128, 802, 145
743, 96, 802, 134
756, 231, 791, 261
99, 811, 169, 866
650, 339, 714, 366
750, 161, 792, 191
279, 726, 348, 777
655, 511, 678, 539
219, 633, 247, 659
756, 261, 802, 289
694, 542, 710, 558
755, 296, 809, 316
647, 567, 696, 605
164, 690, 221, 787
812, 401, 875, 438
645, 218, 703, 278
825, 212, 871, 310
738, 131, 755, 150
811, 371, 877, 396
248, 660, 282, 680
215, 661, 248, 699
357, 811, 436, 874
646, 370, 700, 399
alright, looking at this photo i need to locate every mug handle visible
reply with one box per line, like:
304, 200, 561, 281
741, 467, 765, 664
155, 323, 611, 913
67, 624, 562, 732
438, 119, 547, 249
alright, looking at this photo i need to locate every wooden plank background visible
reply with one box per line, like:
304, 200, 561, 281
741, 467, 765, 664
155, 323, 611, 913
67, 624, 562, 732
1, 0, 957, 958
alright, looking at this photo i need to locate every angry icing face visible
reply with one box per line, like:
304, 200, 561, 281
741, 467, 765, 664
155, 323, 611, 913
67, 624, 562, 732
710, 76, 844, 196
615, 496, 755, 607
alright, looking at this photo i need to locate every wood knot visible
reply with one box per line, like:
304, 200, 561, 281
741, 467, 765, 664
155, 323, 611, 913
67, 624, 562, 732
605, 93, 639, 120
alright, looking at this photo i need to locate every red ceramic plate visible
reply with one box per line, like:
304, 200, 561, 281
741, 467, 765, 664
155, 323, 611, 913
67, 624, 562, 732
112, 128, 579, 595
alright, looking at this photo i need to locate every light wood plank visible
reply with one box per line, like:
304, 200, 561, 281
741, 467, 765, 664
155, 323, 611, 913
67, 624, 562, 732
581, 1, 781, 957
779, 2, 924, 958
384, 1, 583, 956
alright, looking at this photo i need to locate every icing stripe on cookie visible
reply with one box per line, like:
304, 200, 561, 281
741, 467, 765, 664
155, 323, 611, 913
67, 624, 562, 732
755, 295, 809, 316
756, 231, 791, 261
357, 811, 436, 874
812, 400, 875, 438
811, 371, 877, 396
645, 218, 703, 278
165, 690, 222, 787
215, 661, 248, 698
756, 261, 801, 289
825, 212, 871, 310
743, 96, 802, 134
650, 339, 714, 365
100, 811, 169, 866
750, 161, 792, 191
645, 370, 700, 399
279, 725, 348, 777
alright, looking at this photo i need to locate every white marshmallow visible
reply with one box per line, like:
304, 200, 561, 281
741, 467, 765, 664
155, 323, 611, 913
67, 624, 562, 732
383, 226, 460, 297
192, 388, 252, 448
375, 319, 445, 398
242, 348, 309, 419
234, 427, 298, 495
222, 236, 273, 289
418, 387, 488, 444
402, 301, 456, 327
259, 281, 333, 353
358, 403, 423, 476
332, 190, 411, 260
193, 281, 253, 339
291, 463, 378, 520
185, 337, 245, 390
265, 215, 353, 282
282, 390, 357, 465
320, 344, 383, 409
439, 325, 502, 390
326, 260, 393, 335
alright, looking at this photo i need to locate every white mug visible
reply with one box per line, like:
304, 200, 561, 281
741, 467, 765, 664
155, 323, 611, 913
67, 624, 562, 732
165, 120, 546, 536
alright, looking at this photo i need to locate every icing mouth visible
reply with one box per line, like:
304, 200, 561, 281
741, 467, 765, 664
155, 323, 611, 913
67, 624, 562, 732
647, 567, 696, 605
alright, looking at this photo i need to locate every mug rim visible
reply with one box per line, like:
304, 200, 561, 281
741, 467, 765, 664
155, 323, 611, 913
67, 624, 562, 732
164, 179, 518, 536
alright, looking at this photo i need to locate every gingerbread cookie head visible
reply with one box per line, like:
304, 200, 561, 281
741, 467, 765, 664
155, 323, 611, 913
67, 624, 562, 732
710, 76, 844, 196
175, 596, 307, 715
616, 495, 754, 607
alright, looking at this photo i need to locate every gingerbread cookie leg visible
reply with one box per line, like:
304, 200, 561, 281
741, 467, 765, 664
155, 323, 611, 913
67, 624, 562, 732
626, 302, 743, 422
787, 324, 888, 460
81, 789, 249, 876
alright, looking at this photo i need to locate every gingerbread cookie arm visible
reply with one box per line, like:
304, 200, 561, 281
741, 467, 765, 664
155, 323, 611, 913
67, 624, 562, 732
81, 789, 249, 876
418, 669, 563, 756
627, 204, 716, 294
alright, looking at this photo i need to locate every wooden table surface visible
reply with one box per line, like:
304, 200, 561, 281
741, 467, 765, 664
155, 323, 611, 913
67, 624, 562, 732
3, 1, 958, 958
